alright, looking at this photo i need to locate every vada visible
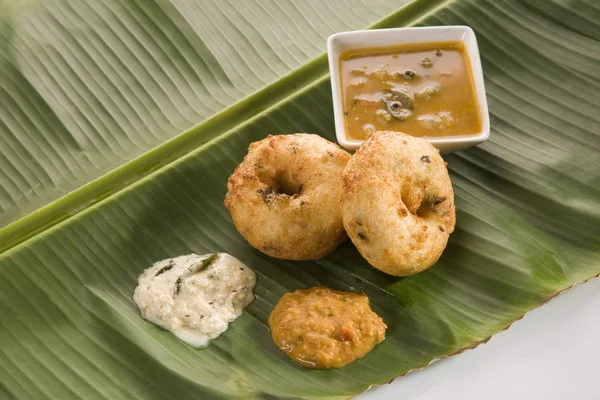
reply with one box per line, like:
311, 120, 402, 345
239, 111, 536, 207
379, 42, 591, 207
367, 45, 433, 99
342, 131, 455, 276
225, 134, 351, 260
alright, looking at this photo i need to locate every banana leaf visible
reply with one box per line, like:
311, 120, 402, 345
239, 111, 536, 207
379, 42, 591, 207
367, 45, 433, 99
0, 0, 408, 250
1, 0, 599, 399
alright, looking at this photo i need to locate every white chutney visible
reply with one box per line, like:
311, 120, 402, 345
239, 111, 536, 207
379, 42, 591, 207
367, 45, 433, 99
133, 253, 256, 347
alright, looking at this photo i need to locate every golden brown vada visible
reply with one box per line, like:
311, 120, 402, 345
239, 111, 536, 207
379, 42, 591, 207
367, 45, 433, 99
225, 134, 350, 260
342, 131, 455, 276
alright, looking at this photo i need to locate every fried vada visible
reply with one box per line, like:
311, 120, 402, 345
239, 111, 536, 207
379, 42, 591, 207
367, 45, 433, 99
342, 131, 455, 276
225, 134, 351, 260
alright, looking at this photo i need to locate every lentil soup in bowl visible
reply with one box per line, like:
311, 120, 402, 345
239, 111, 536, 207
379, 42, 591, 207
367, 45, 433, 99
328, 26, 490, 153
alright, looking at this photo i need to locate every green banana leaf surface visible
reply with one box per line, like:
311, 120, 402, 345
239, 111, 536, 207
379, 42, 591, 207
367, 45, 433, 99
1, 0, 599, 399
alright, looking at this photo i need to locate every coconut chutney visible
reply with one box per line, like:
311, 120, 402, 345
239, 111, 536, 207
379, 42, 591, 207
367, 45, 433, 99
133, 253, 256, 347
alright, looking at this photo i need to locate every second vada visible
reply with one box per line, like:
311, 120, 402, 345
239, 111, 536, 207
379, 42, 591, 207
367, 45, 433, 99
342, 131, 456, 276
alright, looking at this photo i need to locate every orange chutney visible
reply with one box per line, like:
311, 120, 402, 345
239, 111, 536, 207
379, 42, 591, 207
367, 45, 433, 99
340, 42, 481, 140
268, 287, 386, 369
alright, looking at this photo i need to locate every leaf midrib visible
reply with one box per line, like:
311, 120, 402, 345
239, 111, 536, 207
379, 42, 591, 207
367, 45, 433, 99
0, 0, 453, 255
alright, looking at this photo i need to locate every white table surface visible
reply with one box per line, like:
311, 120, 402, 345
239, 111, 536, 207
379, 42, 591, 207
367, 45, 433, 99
361, 276, 600, 399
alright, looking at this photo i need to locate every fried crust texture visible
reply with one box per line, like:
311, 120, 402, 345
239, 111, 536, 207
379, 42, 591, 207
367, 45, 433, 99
225, 134, 351, 260
342, 131, 455, 276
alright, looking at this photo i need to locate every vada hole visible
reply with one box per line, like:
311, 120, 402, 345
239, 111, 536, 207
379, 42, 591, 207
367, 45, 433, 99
416, 196, 446, 218
274, 172, 302, 196
400, 186, 424, 215
416, 201, 434, 218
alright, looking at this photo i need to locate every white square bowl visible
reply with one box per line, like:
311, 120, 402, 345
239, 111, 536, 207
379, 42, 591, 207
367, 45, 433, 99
327, 26, 490, 153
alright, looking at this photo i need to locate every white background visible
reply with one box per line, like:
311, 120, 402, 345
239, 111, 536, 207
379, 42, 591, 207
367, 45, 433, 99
361, 277, 600, 399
